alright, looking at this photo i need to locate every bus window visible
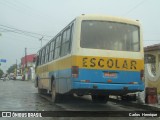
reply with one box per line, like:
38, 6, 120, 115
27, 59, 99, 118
54, 35, 61, 59
80, 20, 140, 52
61, 28, 71, 56
49, 41, 55, 61
68, 23, 74, 52
45, 44, 50, 63
132, 29, 140, 51
38, 50, 42, 65
35, 55, 39, 67
39, 50, 43, 65
41, 47, 46, 64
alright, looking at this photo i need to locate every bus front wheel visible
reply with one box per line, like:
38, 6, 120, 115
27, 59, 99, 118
91, 95, 109, 104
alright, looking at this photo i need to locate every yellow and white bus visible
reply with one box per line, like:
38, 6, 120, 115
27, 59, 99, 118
35, 14, 144, 103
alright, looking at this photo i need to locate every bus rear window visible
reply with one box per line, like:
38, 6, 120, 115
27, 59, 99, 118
80, 20, 140, 52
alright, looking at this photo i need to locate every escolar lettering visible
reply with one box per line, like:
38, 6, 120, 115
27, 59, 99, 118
82, 57, 137, 70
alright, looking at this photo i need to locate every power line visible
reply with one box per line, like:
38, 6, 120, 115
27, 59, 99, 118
123, 0, 148, 16
0, 25, 51, 41
4, 0, 51, 21
0, 24, 53, 38
14, 0, 52, 20
0, 27, 43, 39
1, 25, 159, 42
0, 0, 50, 23
144, 40, 160, 41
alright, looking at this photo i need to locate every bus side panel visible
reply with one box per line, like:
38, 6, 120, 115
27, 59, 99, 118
36, 67, 50, 90
49, 69, 72, 94
57, 56, 72, 94
58, 69, 72, 94
48, 56, 72, 94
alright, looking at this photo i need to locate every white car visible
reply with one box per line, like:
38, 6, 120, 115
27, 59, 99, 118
0, 77, 4, 80
16, 75, 22, 80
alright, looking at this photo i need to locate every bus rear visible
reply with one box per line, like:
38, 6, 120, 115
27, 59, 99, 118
70, 15, 144, 102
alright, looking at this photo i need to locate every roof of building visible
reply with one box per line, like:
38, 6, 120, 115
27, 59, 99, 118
21, 54, 36, 65
144, 43, 160, 52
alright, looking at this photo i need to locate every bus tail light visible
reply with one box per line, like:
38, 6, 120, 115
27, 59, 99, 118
140, 70, 144, 80
72, 66, 79, 78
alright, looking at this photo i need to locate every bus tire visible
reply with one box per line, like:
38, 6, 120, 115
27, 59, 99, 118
34, 77, 38, 87
51, 82, 61, 103
76, 93, 84, 97
91, 95, 109, 104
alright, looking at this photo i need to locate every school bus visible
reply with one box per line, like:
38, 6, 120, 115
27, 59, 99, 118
35, 14, 144, 103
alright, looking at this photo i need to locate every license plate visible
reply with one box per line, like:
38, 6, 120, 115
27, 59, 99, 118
104, 72, 117, 77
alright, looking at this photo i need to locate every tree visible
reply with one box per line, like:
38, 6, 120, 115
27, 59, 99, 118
0, 69, 4, 78
7, 64, 16, 74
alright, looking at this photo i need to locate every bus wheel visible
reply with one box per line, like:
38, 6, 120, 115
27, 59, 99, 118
51, 83, 61, 103
91, 95, 109, 104
76, 93, 84, 97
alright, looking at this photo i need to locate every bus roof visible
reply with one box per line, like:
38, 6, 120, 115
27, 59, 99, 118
36, 14, 141, 54
76, 14, 140, 26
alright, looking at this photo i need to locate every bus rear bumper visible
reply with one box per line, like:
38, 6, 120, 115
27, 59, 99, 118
72, 82, 144, 95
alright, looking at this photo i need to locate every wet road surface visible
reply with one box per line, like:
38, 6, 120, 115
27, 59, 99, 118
0, 80, 62, 111
0, 80, 159, 120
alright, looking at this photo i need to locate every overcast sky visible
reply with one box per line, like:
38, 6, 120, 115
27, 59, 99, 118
0, 0, 160, 72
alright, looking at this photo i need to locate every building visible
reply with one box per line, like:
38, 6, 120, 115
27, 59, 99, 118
21, 54, 36, 80
144, 43, 160, 94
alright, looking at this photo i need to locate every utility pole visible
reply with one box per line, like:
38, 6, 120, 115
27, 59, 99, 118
25, 48, 27, 68
23, 48, 27, 81
16, 59, 17, 76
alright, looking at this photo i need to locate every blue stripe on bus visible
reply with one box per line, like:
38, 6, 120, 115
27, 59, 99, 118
48, 68, 144, 93
73, 82, 144, 91
72, 68, 144, 91
77, 69, 142, 83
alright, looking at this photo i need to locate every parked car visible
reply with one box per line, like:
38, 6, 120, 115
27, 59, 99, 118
10, 76, 15, 80
0, 77, 4, 80
16, 75, 22, 80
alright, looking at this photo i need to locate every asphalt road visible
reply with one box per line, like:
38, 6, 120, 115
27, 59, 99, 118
0, 79, 159, 120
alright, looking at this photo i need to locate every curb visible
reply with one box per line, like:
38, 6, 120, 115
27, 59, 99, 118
109, 98, 160, 111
